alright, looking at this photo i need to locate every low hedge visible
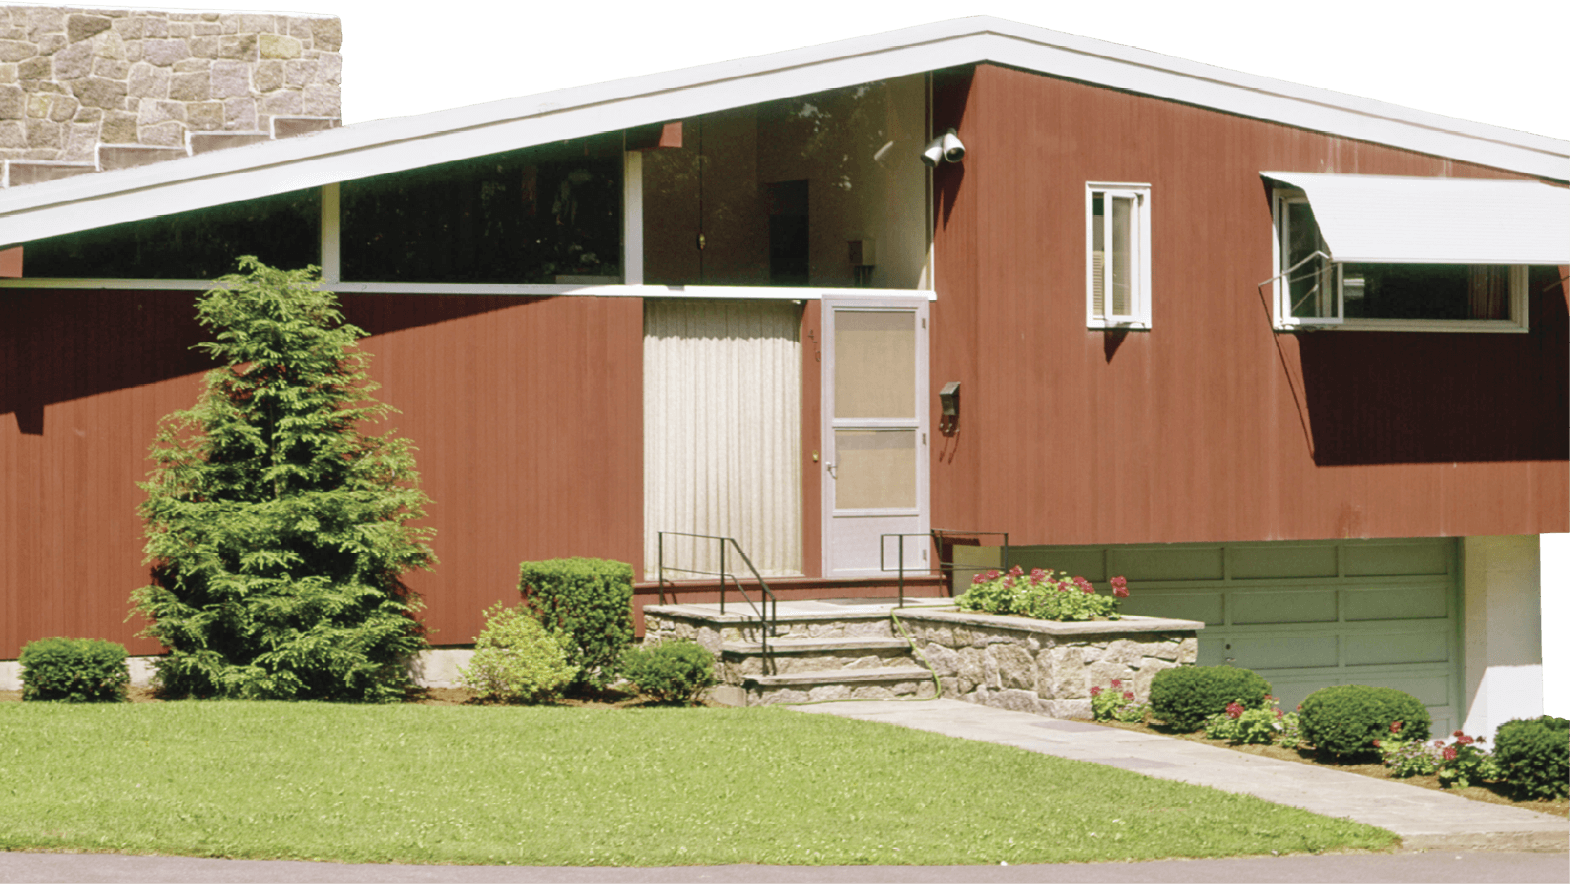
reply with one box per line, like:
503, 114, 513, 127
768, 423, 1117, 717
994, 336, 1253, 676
1493, 715, 1569, 800
620, 640, 717, 705
1298, 685, 1431, 758
20, 637, 130, 702
1149, 665, 1272, 732
519, 558, 634, 689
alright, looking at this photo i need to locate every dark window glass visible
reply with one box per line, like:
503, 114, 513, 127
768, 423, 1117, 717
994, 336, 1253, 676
1341, 263, 1512, 320
340, 136, 622, 284
23, 188, 321, 279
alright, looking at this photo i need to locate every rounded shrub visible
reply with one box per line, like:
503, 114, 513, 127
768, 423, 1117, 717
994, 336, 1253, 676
1493, 715, 1569, 800
1298, 685, 1431, 758
459, 603, 577, 703
19, 637, 130, 702
619, 640, 718, 705
1149, 665, 1272, 732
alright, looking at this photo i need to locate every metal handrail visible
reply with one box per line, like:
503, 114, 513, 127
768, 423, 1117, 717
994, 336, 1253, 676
656, 531, 780, 657
880, 529, 1011, 606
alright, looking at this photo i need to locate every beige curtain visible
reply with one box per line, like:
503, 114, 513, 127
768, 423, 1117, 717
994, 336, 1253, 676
644, 299, 802, 579
1468, 266, 1509, 320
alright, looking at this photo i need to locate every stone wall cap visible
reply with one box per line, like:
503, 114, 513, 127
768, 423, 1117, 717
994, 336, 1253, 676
894, 607, 1205, 635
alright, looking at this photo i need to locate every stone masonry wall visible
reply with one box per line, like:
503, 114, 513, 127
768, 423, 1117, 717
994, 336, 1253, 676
896, 609, 1201, 719
0, 6, 340, 178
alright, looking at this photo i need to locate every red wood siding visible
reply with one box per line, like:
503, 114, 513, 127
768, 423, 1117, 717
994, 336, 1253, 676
929, 64, 1569, 547
0, 291, 643, 659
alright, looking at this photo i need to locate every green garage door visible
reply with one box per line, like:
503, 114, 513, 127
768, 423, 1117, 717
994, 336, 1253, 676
1001, 539, 1462, 735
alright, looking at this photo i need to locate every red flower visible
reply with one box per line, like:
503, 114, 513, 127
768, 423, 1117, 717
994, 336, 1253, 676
1111, 679, 1123, 689
1433, 740, 1445, 748
1225, 701, 1244, 720
1073, 576, 1094, 595
971, 574, 986, 585
1275, 709, 1283, 719
1453, 730, 1465, 738
1090, 686, 1102, 697
1030, 568, 1046, 580
1003, 576, 1014, 587
1110, 576, 1128, 598
1373, 740, 1382, 748
1390, 721, 1403, 734
1123, 691, 1134, 701
1456, 735, 1473, 745
987, 570, 1001, 580
1009, 565, 1024, 577
1443, 746, 1458, 761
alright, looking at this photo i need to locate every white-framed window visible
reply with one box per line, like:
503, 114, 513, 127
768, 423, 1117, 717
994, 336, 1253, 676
1271, 189, 1529, 333
1086, 182, 1152, 330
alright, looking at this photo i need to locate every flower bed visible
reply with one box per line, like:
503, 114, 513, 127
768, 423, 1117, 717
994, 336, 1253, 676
895, 607, 1202, 719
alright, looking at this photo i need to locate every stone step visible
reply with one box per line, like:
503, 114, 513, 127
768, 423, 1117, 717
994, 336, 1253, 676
723, 637, 910, 655
722, 638, 917, 677
744, 666, 937, 705
746, 666, 934, 687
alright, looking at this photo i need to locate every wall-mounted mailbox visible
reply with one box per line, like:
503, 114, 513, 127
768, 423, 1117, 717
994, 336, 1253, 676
939, 381, 960, 433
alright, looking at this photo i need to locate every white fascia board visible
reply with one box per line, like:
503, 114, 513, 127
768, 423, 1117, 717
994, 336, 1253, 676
1263, 172, 1570, 264
1, 16, 1566, 247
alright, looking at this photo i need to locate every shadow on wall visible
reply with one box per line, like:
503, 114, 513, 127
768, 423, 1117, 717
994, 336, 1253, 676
0, 288, 522, 435
1297, 268, 1568, 465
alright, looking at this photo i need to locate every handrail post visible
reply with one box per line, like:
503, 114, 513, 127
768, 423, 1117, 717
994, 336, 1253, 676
897, 534, 906, 608
657, 532, 667, 605
718, 539, 727, 616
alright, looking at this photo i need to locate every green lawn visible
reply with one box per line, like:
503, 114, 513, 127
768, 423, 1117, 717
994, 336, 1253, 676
0, 702, 1395, 865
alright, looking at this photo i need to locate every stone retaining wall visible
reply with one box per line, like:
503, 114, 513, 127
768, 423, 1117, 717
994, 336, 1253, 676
0, 5, 340, 171
895, 608, 1202, 719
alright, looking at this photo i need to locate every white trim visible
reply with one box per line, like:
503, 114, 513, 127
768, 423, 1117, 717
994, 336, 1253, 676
0, 278, 937, 300
1085, 181, 1152, 330
1, 18, 1564, 249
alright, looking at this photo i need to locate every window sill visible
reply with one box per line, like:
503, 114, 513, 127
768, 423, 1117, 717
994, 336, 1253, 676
1276, 318, 1528, 334
1087, 319, 1152, 331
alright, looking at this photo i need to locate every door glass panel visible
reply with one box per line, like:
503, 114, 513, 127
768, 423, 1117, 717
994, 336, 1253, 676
834, 310, 915, 418
834, 430, 916, 509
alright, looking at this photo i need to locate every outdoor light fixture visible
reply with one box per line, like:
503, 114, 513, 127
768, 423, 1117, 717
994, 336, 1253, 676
922, 128, 965, 167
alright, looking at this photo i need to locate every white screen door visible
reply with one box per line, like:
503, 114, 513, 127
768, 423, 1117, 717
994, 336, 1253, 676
822, 296, 929, 576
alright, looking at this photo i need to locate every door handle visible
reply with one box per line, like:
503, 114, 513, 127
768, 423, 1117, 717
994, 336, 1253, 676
826, 462, 836, 478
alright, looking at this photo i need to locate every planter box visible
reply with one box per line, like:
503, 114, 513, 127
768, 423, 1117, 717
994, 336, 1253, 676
895, 608, 1204, 719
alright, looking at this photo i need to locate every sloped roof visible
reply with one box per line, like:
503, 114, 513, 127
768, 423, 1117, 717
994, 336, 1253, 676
2, 15, 1566, 248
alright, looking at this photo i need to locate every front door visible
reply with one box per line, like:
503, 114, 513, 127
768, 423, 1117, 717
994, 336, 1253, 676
821, 296, 929, 576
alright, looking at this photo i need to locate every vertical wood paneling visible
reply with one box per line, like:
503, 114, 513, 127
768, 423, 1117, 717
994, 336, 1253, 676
929, 63, 1568, 548
1, 291, 643, 659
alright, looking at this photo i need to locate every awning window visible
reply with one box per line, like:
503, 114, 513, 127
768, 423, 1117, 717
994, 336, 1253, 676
1261, 172, 1570, 265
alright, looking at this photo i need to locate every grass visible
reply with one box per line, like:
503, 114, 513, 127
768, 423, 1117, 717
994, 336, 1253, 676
0, 702, 1395, 866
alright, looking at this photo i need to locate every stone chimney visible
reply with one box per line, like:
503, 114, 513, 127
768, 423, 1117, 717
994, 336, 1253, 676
0, 6, 342, 187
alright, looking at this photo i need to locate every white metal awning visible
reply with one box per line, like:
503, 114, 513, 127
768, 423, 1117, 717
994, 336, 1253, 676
1262, 172, 1570, 264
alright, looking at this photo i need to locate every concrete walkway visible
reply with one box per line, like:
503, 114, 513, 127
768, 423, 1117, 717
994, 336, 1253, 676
788, 698, 1569, 852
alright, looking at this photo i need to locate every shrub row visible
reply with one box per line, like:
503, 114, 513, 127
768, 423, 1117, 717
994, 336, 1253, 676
458, 557, 713, 705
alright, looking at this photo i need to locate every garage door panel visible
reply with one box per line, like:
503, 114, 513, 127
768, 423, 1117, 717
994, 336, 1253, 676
1107, 547, 1224, 582
1228, 634, 1338, 670
1344, 630, 1449, 666
1343, 584, 1448, 621
1230, 546, 1337, 579
1121, 592, 1224, 626
1013, 548, 1105, 582
1341, 543, 1449, 577
1231, 590, 1337, 625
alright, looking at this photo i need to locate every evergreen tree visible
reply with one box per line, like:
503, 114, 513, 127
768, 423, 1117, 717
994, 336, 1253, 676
132, 258, 434, 701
